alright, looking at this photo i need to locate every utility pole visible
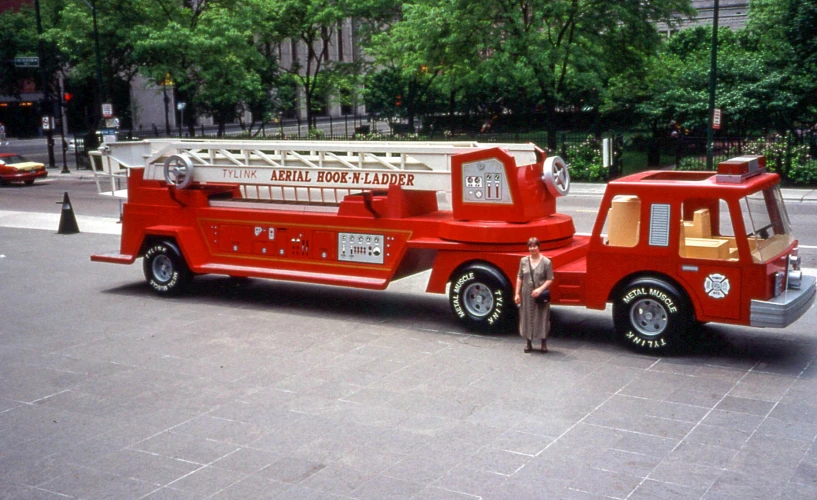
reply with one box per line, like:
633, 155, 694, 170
34, 0, 56, 169
706, 0, 720, 170
92, 0, 104, 139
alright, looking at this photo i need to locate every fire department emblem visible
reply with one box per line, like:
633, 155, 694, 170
704, 273, 730, 299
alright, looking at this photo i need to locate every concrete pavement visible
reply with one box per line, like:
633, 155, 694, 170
2, 224, 817, 499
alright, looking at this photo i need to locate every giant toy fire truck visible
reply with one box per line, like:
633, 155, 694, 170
91, 139, 815, 350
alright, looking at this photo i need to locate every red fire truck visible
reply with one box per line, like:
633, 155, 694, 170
91, 140, 815, 350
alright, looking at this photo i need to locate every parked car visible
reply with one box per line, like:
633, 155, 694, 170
0, 153, 48, 185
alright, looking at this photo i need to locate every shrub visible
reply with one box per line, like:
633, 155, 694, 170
307, 128, 326, 139
788, 158, 817, 185
724, 133, 817, 185
676, 132, 817, 185
676, 156, 704, 171
562, 136, 606, 182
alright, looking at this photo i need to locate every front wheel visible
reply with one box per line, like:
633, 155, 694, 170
613, 278, 691, 352
142, 241, 191, 295
449, 264, 514, 332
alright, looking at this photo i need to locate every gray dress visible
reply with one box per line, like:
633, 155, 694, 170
518, 256, 554, 341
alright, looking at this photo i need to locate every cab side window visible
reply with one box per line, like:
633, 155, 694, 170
603, 195, 641, 247
679, 199, 738, 261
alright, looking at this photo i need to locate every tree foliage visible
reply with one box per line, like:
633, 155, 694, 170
3, 0, 815, 140
0, 6, 40, 98
365, 0, 695, 144
608, 0, 817, 136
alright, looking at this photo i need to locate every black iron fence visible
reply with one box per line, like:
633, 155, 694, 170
671, 131, 817, 182
78, 121, 817, 185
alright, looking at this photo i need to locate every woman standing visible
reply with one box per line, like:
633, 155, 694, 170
515, 237, 554, 353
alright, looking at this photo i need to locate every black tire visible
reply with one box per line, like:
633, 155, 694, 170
449, 264, 514, 332
142, 241, 191, 295
613, 278, 691, 352
24, 180, 34, 185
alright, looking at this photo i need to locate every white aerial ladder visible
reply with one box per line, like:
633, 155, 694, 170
97, 139, 569, 205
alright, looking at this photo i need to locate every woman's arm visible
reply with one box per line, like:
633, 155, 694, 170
515, 276, 522, 305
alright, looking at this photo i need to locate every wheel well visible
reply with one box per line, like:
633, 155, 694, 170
609, 272, 695, 319
449, 260, 512, 291
139, 237, 181, 258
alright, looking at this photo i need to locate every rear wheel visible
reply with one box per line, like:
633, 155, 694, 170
613, 278, 690, 352
449, 264, 514, 332
24, 179, 34, 185
142, 241, 191, 295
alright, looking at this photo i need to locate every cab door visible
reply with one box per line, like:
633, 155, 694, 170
675, 198, 742, 320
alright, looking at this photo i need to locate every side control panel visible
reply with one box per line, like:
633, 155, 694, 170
338, 232, 385, 264
461, 158, 512, 204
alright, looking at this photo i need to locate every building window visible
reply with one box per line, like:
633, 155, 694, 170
291, 39, 298, 66
322, 27, 329, 62
338, 26, 344, 61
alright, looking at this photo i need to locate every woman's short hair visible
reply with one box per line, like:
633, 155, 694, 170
527, 237, 540, 248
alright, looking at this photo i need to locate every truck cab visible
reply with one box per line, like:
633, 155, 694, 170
584, 156, 815, 350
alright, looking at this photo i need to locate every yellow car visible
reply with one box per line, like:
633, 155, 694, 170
0, 153, 48, 186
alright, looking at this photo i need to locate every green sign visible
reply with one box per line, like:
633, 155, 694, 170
14, 57, 39, 68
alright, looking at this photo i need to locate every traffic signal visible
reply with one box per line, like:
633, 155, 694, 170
395, 94, 402, 107
63, 92, 73, 102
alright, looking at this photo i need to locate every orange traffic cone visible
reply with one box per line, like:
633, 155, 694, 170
57, 192, 80, 234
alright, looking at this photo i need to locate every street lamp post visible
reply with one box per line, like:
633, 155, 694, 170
91, 0, 103, 136
163, 86, 171, 135
33, 0, 56, 169
161, 73, 172, 135
78, 0, 104, 142
706, 0, 720, 170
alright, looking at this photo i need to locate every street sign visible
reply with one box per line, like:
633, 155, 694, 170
41, 116, 52, 131
14, 57, 39, 68
101, 129, 118, 143
102, 103, 113, 118
177, 102, 186, 111
713, 108, 722, 130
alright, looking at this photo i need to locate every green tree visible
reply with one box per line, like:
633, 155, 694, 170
466, 0, 694, 147
363, 0, 489, 131
133, 0, 268, 136
45, 0, 152, 130
616, 1, 810, 137
371, 0, 693, 144
191, 5, 265, 136
0, 6, 39, 99
269, 0, 354, 128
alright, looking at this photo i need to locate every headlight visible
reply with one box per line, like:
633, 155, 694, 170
774, 271, 784, 296
788, 252, 802, 290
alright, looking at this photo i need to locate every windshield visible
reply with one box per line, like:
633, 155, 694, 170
0, 155, 29, 165
740, 186, 794, 263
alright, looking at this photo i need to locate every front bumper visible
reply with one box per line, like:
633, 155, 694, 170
751, 274, 816, 328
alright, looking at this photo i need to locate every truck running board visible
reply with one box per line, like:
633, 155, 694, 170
91, 252, 137, 264
197, 263, 390, 290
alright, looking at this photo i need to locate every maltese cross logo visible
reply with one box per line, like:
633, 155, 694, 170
704, 273, 730, 299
